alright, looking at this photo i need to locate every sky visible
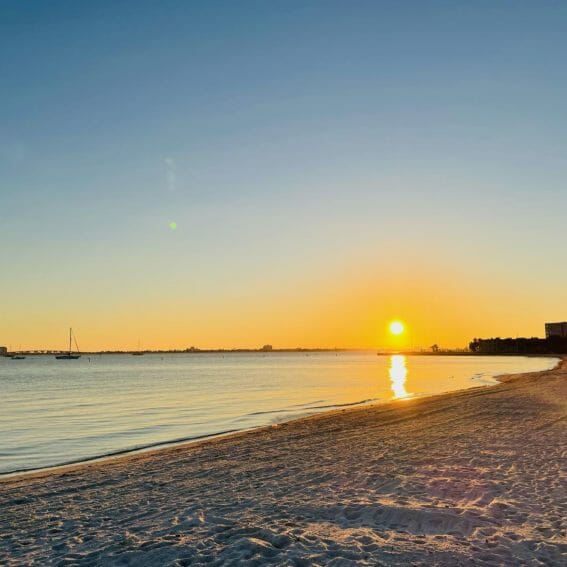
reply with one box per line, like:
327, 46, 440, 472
1, 1, 567, 351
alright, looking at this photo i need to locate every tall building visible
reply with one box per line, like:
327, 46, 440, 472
0, 346, 7, 356
545, 322, 567, 338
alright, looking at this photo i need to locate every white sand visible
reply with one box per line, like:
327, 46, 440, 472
1, 359, 566, 566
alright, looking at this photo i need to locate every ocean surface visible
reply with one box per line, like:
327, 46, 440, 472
0, 353, 557, 474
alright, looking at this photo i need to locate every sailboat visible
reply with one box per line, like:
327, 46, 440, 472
55, 328, 81, 360
132, 339, 145, 355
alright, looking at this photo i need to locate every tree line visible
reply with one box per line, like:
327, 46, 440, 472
469, 336, 567, 354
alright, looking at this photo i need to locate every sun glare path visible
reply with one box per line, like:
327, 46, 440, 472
389, 354, 411, 399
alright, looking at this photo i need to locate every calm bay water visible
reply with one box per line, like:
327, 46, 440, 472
0, 353, 557, 474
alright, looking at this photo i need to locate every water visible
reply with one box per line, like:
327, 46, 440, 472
0, 353, 557, 474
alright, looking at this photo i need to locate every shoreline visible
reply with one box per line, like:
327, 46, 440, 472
1, 358, 565, 565
5, 349, 563, 356
1, 356, 560, 481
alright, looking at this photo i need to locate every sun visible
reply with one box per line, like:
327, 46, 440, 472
389, 320, 405, 336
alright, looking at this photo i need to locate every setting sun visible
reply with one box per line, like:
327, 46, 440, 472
389, 321, 405, 336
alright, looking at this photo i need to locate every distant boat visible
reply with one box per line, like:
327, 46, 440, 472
132, 339, 145, 355
11, 355, 26, 360
55, 328, 81, 360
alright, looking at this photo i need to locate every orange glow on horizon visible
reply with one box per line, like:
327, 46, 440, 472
1, 250, 554, 351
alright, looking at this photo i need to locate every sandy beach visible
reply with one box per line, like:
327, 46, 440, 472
1, 360, 565, 566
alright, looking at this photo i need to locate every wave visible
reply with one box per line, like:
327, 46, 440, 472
246, 397, 380, 417
303, 398, 379, 410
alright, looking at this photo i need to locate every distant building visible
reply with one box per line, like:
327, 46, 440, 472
260, 344, 273, 352
545, 322, 567, 338
0, 346, 7, 356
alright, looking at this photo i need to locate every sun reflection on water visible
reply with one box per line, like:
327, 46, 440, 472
389, 354, 412, 399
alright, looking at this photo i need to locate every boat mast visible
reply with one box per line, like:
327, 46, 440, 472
69, 328, 72, 355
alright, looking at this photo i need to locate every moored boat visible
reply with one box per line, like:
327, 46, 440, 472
55, 328, 81, 360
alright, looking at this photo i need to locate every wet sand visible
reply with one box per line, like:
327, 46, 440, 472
1, 359, 566, 565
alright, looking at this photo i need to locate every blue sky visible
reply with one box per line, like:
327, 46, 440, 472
1, 1, 567, 349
